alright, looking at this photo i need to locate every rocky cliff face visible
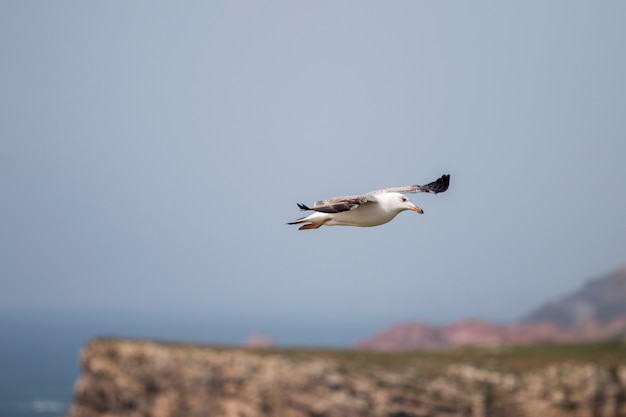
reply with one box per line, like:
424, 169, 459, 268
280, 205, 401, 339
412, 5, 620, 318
67, 339, 626, 417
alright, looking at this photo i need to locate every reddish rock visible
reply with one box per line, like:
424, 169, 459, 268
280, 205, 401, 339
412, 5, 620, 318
356, 266, 626, 351
244, 332, 275, 348
355, 317, 626, 351
440, 319, 504, 346
356, 321, 442, 350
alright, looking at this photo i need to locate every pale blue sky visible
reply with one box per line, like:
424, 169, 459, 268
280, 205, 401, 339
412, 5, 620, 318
2, 1, 625, 345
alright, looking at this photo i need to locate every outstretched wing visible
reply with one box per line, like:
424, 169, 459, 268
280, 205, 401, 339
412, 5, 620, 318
297, 194, 378, 214
371, 174, 450, 195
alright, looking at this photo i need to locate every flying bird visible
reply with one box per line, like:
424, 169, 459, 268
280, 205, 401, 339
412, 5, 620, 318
288, 174, 450, 230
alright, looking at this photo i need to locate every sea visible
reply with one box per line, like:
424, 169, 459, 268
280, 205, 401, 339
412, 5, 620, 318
0, 310, 384, 417
0, 314, 82, 417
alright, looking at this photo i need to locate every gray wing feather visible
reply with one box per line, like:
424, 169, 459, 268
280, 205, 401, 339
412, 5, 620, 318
371, 174, 450, 195
298, 194, 378, 214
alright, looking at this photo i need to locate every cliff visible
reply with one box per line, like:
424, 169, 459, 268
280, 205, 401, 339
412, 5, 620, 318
357, 267, 626, 350
523, 267, 626, 326
67, 338, 626, 417
356, 317, 626, 350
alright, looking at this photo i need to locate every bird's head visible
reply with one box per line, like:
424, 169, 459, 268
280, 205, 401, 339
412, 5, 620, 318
386, 193, 423, 214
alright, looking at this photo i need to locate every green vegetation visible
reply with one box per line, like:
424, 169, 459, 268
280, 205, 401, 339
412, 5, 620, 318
93, 337, 625, 376
252, 339, 626, 375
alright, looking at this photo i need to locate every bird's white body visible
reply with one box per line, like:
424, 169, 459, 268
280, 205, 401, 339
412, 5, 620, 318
287, 174, 449, 230
291, 192, 422, 229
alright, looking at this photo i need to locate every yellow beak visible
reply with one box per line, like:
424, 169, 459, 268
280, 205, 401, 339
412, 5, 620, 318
409, 205, 424, 214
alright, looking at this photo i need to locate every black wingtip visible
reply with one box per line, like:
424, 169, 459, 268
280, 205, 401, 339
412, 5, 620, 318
424, 174, 450, 194
440, 174, 450, 191
297, 203, 312, 211
437, 174, 451, 193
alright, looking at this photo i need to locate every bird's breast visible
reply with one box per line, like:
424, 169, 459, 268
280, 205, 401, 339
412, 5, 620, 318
327, 204, 398, 227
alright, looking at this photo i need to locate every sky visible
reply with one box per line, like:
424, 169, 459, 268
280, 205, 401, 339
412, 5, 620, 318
1, 1, 626, 346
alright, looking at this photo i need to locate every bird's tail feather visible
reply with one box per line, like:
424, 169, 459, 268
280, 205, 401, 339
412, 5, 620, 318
287, 212, 328, 230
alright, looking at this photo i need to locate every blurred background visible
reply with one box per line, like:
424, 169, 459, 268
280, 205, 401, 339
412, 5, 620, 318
1, 1, 625, 416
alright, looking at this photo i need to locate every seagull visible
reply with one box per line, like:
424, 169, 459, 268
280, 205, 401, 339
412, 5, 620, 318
288, 174, 450, 230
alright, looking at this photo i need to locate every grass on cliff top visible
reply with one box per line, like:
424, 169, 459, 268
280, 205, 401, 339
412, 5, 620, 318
259, 339, 626, 374
92, 337, 625, 375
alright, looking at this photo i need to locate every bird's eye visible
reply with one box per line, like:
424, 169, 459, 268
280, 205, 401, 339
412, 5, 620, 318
401, 196, 407, 202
